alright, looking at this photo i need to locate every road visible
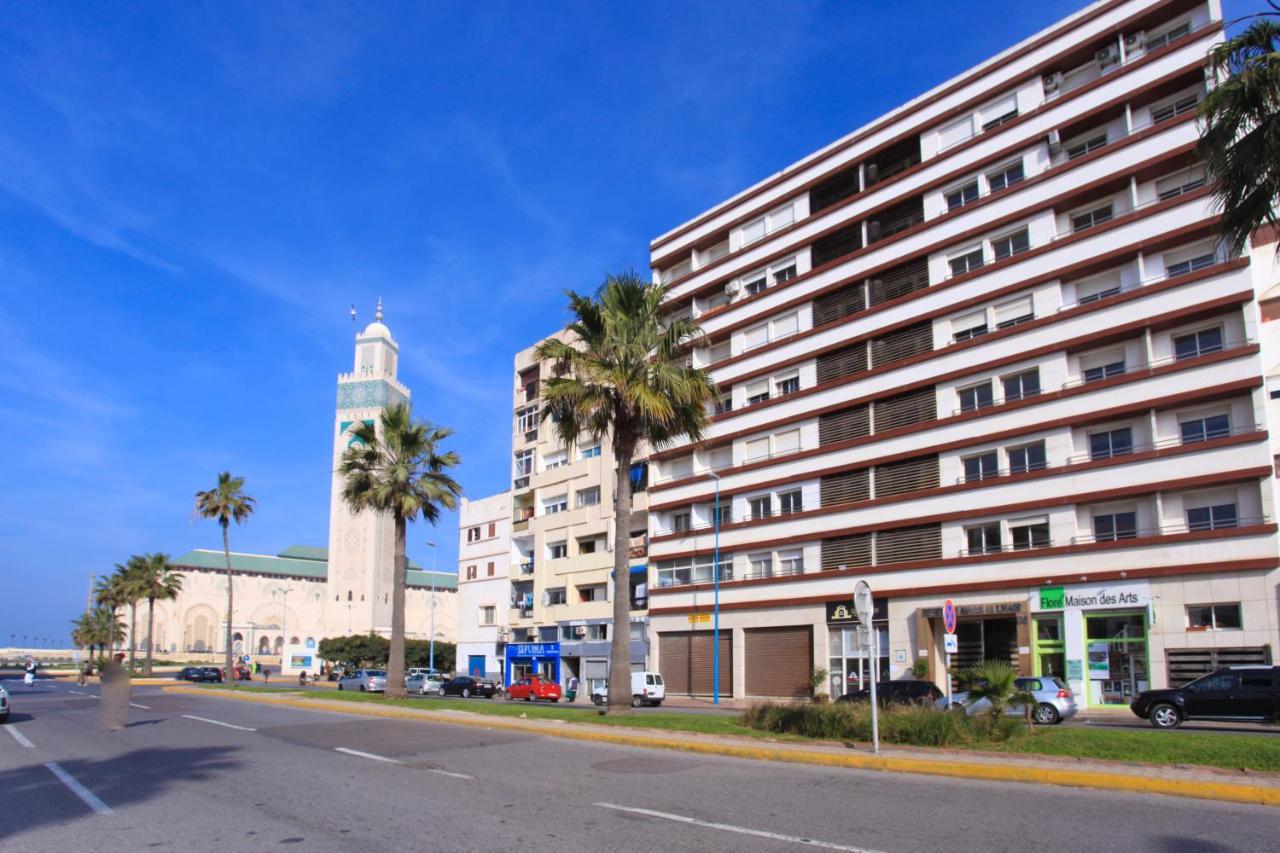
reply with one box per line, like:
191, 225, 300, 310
0, 677, 1274, 853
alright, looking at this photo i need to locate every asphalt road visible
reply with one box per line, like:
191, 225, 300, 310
0, 677, 1275, 853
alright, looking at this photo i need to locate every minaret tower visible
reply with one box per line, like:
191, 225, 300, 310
325, 299, 410, 637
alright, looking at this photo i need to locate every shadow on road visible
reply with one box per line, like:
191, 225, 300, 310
0, 746, 243, 842
1153, 837, 1239, 852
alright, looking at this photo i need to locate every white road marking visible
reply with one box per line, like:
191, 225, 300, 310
129, 702, 150, 710
46, 762, 113, 815
335, 747, 400, 764
181, 714, 256, 732
5, 727, 34, 748
595, 803, 884, 852
428, 768, 473, 780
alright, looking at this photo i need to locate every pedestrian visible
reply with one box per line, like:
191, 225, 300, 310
566, 674, 579, 702
23, 659, 36, 687
263, 667, 270, 685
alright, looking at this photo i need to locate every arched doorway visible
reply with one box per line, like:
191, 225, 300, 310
233, 632, 244, 657
258, 635, 271, 655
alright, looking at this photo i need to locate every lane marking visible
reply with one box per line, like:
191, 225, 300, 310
6, 727, 35, 748
181, 714, 256, 732
595, 803, 883, 852
46, 762, 113, 815
129, 702, 150, 710
335, 747, 401, 764
428, 768, 473, 780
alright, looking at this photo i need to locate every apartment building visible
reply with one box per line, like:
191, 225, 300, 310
645, 0, 1280, 710
506, 338, 651, 693
455, 493, 511, 681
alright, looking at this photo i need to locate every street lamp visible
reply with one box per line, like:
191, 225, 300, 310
275, 586, 294, 660
709, 470, 722, 705
427, 541, 438, 673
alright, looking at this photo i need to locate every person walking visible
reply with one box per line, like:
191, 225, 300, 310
566, 674, 579, 703
23, 659, 36, 687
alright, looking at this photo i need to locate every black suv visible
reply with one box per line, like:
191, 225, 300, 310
174, 666, 224, 683
1130, 665, 1279, 729
837, 680, 943, 706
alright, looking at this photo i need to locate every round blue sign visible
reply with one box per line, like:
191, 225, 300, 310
943, 599, 957, 635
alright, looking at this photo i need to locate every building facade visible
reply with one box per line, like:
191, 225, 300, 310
506, 338, 651, 692
455, 493, 512, 680
645, 0, 1280, 709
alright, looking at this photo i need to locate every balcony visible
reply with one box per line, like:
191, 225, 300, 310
1070, 516, 1267, 545
518, 560, 535, 576
628, 533, 648, 559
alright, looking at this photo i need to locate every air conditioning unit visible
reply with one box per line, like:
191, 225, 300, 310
1124, 32, 1143, 49
575, 625, 588, 637
1095, 44, 1119, 68
496, 628, 510, 642
526, 628, 538, 641
1046, 128, 1062, 155
1041, 72, 1062, 95
724, 280, 740, 297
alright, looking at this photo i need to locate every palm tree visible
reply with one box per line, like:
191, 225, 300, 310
117, 557, 149, 671
536, 272, 717, 712
94, 570, 135, 658
959, 660, 1038, 729
1198, 18, 1280, 256
137, 552, 183, 675
78, 605, 124, 661
195, 472, 256, 681
338, 403, 461, 700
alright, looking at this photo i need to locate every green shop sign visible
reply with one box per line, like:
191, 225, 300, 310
1038, 585, 1064, 610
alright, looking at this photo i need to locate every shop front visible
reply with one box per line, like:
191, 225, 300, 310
826, 598, 888, 697
504, 641, 560, 687
1035, 581, 1151, 709
917, 599, 1029, 688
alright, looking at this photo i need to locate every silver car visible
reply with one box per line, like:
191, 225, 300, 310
0, 683, 9, 723
406, 673, 444, 695
940, 675, 1077, 724
337, 669, 387, 692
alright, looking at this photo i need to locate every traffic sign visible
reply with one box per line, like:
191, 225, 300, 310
853, 580, 873, 628
944, 633, 958, 654
943, 599, 957, 635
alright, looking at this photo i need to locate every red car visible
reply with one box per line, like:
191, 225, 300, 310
504, 676, 562, 702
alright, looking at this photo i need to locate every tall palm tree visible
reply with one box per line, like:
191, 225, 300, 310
1198, 18, 1280, 255
338, 403, 461, 699
195, 472, 256, 680
94, 570, 134, 658
80, 605, 124, 661
116, 557, 149, 671
137, 552, 183, 675
70, 613, 93, 658
536, 272, 717, 712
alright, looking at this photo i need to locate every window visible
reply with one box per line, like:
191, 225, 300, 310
580, 444, 601, 459
576, 487, 600, 508
547, 588, 567, 605
1156, 165, 1206, 201
466, 565, 477, 580
778, 549, 804, 575
1089, 427, 1133, 460
773, 313, 799, 338
946, 181, 979, 211
1071, 204, 1113, 232
714, 394, 733, 416
963, 451, 998, 482
746, 380, 770, 405
952, 311, 988, 342
577, 537, 597, 554
586, 623, 608, 641
1002, 368, 1040, 402
1008, 440, 1047, 474
743, 273, 767, 296
1180, 413, 1230, 443
740, 204, 794, 246
487, 562, 495, 576
1010, 518, 1050, 550
655, 554, 733, 587
1145, 20, 1191, 52
741, 218, 766, 245
1093, 511, 1137, 541
748, 553, 773, 577
488, 523, 496, 537
1151, 92, 1199, 124
980, 93, 1018, 131
516, 405, 539, 436
1166, 251, 1215, 277
1082, 354, 1125, 383
578, 584, 606, 603
549, 542, 568, 559
939, 115, 975, 149
1187, 503, 1237, 531
949, 247, 984, 276
543, 450, 568, 470
992, 228, 1030, 260
994, 296, 1033, 329
542, 494, 568, 515
1076, 274, 1122, 304
775, 373, 800, 396
987, 161, 1024, 191
773, 262, 797, 284
744, 436, 770, 461
749, 495, 772, 520
514, 449, 533, 477
744, 323, 769, 350
467, 526, 480, 543
965, 522, 1002, 554
479, 606, 496, 626
1066, 132, 1107, 160
1186, 603, 1242, 630
779, 490, 803, 515
1173, 327, 1224, 360
959, 381, 994, 413
672, 511, 692, 533
773, 429, 801, 455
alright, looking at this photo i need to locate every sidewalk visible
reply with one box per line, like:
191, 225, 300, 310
165, 686, 1280, 807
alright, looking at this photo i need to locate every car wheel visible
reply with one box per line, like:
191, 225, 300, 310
525, 693, 533, 702
946, 702, 965, 715
1034, 703, 1060, 725
438, 688, 447, 697
504, 690, 513, 700
593, 695, 603, 706
1150, 703, 1181, 729
462, 688, 471, 699
338, 683, 344, 691
0, 714, 8, 725
631, 696, 643, 708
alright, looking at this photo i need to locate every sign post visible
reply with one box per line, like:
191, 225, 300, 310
943, 599, 957, 708
854, 580, 878, 755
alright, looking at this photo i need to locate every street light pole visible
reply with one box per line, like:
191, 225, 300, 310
709, 471, 722, 705
427, 541, 438, 673
277, 586, 293, 660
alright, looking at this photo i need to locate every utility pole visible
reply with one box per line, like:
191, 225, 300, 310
427, 541, 438, 672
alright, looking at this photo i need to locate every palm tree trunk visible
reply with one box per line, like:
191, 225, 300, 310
607, 440, 636, 713
386, 514, 408, 699
128, 602, 137, 671
146, 596, 156, 675
222, 523, 234, 680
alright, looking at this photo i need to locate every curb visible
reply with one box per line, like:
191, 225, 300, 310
164, 686, 1280, 807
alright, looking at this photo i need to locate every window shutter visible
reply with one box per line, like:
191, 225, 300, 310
745, 437, 769, 461
744, 324, 769, 349
994, 297, 1032, 326
939, 116, 974, 148
773, 429, 801, 454
773, 313, 799, 336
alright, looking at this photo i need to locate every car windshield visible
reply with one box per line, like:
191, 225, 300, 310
367, 671, 386, 677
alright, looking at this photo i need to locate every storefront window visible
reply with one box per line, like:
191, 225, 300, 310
1033, 616, 1064, 678
827, 627, 888, 697
1085, 611, 1148, 706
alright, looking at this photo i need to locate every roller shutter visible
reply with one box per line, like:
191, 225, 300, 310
745, 626, 813, 698
658, 631, 732, 697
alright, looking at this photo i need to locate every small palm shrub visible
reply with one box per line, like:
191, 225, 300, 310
743, 700, 1019, 747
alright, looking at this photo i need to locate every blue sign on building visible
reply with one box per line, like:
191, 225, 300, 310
509, 642, 560, 658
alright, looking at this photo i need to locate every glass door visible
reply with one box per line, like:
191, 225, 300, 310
1084, 611, 1149, 706
1033, 616, 1065, 678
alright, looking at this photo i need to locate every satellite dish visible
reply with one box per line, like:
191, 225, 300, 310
853, 580, 873, 628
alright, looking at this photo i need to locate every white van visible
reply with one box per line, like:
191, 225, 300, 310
592, 671, 665, 707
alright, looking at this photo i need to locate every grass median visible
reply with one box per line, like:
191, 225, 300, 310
189, 685, 1280, 772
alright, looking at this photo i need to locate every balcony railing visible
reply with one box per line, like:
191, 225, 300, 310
1063, 423, 1261, 467
1070, 516, 1268, 545
518, 560, 534, 576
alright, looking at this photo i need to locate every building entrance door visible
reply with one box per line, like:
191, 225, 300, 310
1033, 616, 1065, 678
1084, 611, 1149, 706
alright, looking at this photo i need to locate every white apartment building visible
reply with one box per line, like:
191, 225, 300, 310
507, 338, 651, 693
455, 493, 512, 681
645, 0, 1280, 710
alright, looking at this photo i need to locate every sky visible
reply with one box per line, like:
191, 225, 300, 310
0, 1, 1267, 643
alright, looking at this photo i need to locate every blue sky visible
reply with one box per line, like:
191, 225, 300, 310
0, 1, 1263, 642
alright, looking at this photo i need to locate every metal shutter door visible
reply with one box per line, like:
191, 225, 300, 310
658, 631, 732, 696
745, 626, 812, 698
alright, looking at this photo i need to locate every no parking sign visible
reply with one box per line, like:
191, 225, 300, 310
943, 599, 957, 635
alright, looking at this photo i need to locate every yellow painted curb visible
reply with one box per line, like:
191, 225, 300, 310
164, 686, 1280, 807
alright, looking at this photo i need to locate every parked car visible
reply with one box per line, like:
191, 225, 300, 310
438, 676, 498, 698
406, 673, 445, 695
504, 676, 562, 702
174, 666, 224, 683
337, 669, 387, 692
407, 667, 446, 681
0, 683, 9, 724
233, 665, 252, 681
838, 680, 943, 706
939, 675, 1076, 724
1130, 665, 1280, 729
591, 672, 666, 707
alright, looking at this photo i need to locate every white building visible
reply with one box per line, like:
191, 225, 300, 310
645, 0, 1280, 709
455, 493, 512, 680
